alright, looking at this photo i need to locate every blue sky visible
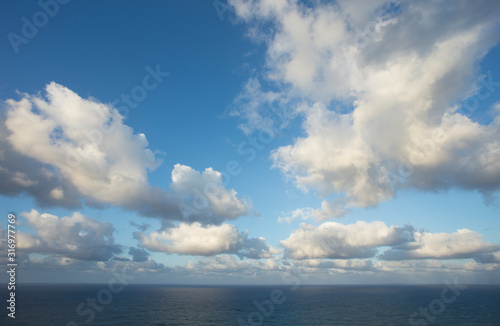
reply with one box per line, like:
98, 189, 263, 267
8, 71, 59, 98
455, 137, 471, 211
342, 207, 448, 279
1, 0, 500, 285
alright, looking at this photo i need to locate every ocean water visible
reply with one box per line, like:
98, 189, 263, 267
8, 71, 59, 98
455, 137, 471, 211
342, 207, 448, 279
1, 284, 499, 325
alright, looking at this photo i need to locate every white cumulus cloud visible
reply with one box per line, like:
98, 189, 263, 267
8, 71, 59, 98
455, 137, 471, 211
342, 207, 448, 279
135, 222, 279, 259
17, 209, 122, 261
2, 83, 251, 224
380, 229, 500, 260
172, 164, 251, 222
281, 220, 415, 260
229, 0, 500, 214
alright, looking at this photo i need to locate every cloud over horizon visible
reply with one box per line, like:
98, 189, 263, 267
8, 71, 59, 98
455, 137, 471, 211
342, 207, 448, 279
17, 209, 122, 261
379, 228, 500, 261
282, 220, 500, 263
281, 220, 415, 259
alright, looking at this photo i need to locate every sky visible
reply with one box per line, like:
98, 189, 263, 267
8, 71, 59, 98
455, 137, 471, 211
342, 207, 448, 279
0, 0, 500, 285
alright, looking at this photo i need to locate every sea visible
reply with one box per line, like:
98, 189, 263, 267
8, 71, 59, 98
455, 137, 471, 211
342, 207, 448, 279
1, 284, 499, 325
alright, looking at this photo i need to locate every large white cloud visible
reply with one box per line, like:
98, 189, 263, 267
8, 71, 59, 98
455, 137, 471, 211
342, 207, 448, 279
135, 222, 279, 258
229, 0, 500, 214
380, 229, 500, 261
5, 83, 159, 204
282, 220, 500, 262
0, 114, 83, 208
281, 220, 415, 260
17, 209, 122, 261
2, 83, 250, 224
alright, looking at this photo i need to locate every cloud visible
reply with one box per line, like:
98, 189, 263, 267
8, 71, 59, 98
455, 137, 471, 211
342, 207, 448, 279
278, 198, 350, 223
474, 251, 500, 264
380, 229, 500, 261
2, 83, 250, 224
129, 221, 151, 232
134, 222, 279, 259
492, 102, 500, 115
128, 246, 150, 262
230, 0, 500, 212
293, 258, 375, 272
281, 221, 415, 260
282, 220, 500, 262
184, 254, 283, 275
0, 225, 9, 266
3, 215, 499, 284
5, 83, 159, 204
229, 78, 295, 136
375, 259, 500, 274
172, 164, 251, 222
11, 251, 498, 284
17, 209, 122, 261
13, 253, 169, 284
0, 115, 83, 208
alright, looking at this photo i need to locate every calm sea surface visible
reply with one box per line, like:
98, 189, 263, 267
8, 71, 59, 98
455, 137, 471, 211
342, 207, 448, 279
1, 284, 499, 325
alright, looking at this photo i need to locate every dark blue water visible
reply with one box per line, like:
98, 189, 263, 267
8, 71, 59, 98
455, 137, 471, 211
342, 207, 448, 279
1, 284, 499, 325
